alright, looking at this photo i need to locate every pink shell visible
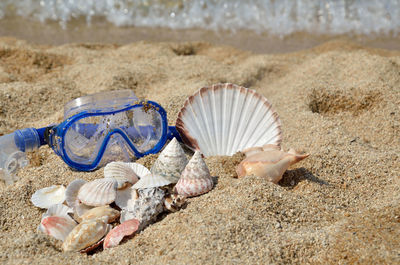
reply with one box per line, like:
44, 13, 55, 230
41, 215, 77, 241
175, 177, 213, 197
103, 219, 140, 249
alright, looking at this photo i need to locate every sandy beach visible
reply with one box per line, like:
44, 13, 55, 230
0, 37, 399, 264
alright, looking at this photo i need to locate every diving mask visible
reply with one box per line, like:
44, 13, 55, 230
0, 90, 180, 184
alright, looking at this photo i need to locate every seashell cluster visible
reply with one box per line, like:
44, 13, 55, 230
236, 144, 309, 183
31, 148, 193, 252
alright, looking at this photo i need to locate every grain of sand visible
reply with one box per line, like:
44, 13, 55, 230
0, 38, 399, 264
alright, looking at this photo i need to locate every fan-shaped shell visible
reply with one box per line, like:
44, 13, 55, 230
103, 218, 140, 249
43, 204, 73, 218
62, 219, 111, 252
39, 215, 77, 241
132, 174, 172, 189
65, 179, 87, 208
104, 162, 143, 188
175, 151, 213, 197
150, 138, 188, 183
176, 83, 282, 156
31, 185, 66, 209
115, 184, 139, 210
77, 178, 118, 206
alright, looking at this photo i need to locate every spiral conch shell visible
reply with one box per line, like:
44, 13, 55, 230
174, 151, 213, 198
236, 144, 309, 184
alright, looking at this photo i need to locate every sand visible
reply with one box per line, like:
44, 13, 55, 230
0, 37, 399, 264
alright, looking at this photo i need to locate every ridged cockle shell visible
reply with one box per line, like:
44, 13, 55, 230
104, 161, 144, 189
236, 145, 309, 183
151, 138, 188, 183
40, 215, 77, 242
31, 185, 66, 209
77, 178, 118, 206
174, 151, 213, 197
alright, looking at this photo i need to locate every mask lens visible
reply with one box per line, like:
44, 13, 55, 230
63, 104, 164, 166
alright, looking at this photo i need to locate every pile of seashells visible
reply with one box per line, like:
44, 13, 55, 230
30, 83, 310, 253
31, 138, 213, 253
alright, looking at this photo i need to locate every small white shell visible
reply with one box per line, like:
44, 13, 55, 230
74, 202, 94, 219
77, 178, 118, 206
115, 185, 139, 210
150, 138, 188, 183
175, 83, 282, 156
39, 215, 77, 241
43, 204, 73, 219
175, 151, 213, 197
65, 179, 87, 208
31, 185, 66, 209
132, 174, 172, 189
104, 161, 142, 188
38, 204, 74, 235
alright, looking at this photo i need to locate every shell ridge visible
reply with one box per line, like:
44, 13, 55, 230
237, 95, 265, 149
244, 99, 273, 148
211, 85, 221, 155
201, 89, 217, 156
226, 85, 241, 155
191, 94, 213, 153
230, 88, 250, 154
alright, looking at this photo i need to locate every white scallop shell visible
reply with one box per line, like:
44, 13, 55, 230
39, 215, 77, 241
132, 174, 172, 189
65, 179, 87, 208
175, 151, 214, 197
176, 83, 282, 156
77, 178, 118, 206
115, 184, 139, 210
31, 185, 66, 209
104, 161, 142, 188
151, 138, 188, 183
74, 202, 94, 219
43, 204, 73, 218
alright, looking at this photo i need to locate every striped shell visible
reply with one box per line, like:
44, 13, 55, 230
31, 185, 66, 209
40, 215, 77, 241
77, 178, 118, 206
104, 161, 145, 188
176, 83, 282, 156
103, 218, 140, 249
43, 203, 73, 218
65, 179, 87, 208
175, 151, 213, 197
150, 138, 188, 183
132, 174, 172, 189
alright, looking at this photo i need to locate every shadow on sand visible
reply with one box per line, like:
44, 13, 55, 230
279, 167, 329, 188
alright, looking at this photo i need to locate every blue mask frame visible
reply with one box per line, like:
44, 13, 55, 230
48, 100, 180, 171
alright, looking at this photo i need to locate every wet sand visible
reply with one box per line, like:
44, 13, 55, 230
0, 35, 399, 264
2, 16, 400, 53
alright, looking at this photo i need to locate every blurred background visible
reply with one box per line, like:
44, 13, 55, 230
1, 0, 400, 53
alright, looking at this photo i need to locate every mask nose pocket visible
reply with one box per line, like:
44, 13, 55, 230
99, 133, 135, 167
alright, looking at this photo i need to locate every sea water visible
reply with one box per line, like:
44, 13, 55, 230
0, 0, 399, 37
